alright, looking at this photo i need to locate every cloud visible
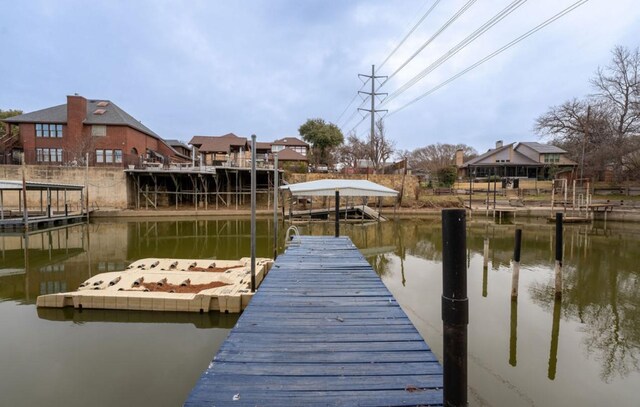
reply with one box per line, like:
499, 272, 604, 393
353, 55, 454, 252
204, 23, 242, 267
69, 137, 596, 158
0, 0, 639, 152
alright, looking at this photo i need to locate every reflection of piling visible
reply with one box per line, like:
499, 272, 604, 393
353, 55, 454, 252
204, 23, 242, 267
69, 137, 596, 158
482, 237, 489, 297
509, 300, 518, 367
441, 209, 468, 407
548, 299, 561, 380
511, 229, 522, 300
555, 213, 563, 299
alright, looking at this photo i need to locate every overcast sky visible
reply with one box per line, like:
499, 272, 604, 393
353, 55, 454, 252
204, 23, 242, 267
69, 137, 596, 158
1, 0, 638, 154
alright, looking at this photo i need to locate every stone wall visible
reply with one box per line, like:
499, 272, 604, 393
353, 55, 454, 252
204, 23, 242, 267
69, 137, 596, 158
0, 165, 128, 209
285, 173, 420, 206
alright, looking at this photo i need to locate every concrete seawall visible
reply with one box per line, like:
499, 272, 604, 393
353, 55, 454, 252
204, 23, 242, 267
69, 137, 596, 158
0, 165, 128, 209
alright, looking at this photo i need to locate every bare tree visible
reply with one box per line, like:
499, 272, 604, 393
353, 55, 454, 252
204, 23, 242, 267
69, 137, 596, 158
536, 45, 640, 181
369, 119, 395, 171
337, 132, 368, 169
408, 143, 476, 173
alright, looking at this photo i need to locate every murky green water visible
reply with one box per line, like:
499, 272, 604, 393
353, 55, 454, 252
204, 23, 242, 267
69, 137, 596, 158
0, 217, 638, 406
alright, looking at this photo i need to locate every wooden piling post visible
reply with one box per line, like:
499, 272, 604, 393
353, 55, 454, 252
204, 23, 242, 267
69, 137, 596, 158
441, 209, 468, 407
334, 190, 340, 237
250, 135, 257, 292
273, 153, 279, 259
554, 213, 563, 299
511, 229, 522, 300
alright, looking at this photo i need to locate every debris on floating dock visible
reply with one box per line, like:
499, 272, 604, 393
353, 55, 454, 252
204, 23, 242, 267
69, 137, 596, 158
36, 257, 272, 313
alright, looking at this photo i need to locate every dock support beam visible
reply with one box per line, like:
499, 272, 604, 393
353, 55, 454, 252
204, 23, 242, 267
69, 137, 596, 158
441, 209, 468, 407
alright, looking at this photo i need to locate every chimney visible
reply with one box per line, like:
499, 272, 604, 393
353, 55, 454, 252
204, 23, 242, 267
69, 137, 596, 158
455, 149, 464, 167
496, 140, 503, 149
66, 95, 87, 144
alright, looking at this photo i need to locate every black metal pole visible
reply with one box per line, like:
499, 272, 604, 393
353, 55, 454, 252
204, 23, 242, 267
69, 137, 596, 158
441, 209, 468, 407
334, 190, 340, 237
554, 212, 563, 299
511, 228, 522, 300
514, 229, 522, 263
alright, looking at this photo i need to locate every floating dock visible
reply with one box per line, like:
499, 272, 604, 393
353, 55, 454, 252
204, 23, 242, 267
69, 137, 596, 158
185, 236, 443, 406
36, 257, 272, 313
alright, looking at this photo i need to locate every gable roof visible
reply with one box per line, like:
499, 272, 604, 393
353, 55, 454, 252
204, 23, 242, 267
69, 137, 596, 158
517, 142, 567, 154
463, 142, 540, 167
3, 99, 162, 140
464, 143, 515, 166
165, 139, 191, 151
272, 137, 308, 147
276, 148, 308, 161
190, 133, 248, 153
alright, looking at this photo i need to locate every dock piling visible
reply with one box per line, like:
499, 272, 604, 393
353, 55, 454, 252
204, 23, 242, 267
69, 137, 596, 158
511, 228, 522, 300
554, 213, 563, 299
273, 153, 279, 259
441, 209, 468, 407
334, 190, 340, 237
250, 135, 256, 292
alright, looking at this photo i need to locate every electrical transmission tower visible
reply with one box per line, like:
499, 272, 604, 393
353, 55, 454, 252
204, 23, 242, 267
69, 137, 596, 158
358, 65, 388, 162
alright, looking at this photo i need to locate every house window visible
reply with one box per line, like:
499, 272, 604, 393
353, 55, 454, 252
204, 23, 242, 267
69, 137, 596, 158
91, 125, 107, 137
544, 154, 560, 163
36, 148, 63, 162
95, 149, 122, 164
35, 123, 63, 138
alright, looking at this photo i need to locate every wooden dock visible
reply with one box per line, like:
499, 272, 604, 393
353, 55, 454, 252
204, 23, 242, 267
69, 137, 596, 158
185, 236, 443, 406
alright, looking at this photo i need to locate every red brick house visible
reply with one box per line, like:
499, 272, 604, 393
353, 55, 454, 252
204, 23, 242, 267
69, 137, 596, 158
1, 95, 184, 167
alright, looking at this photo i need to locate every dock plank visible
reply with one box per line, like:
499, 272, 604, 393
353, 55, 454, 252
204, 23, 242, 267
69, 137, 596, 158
185, 236, 443, 406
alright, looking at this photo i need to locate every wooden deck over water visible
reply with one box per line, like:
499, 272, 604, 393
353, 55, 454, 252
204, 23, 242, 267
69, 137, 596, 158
185, 236, 443, 406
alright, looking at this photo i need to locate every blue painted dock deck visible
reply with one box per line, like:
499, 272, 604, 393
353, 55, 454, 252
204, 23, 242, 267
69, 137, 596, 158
185, 236, 443, 406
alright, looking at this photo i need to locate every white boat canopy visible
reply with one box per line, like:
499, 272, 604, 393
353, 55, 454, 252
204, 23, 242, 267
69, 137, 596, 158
280, 179, 399, 197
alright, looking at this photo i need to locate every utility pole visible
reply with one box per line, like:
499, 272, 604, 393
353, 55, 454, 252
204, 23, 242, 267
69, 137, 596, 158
358, 65, 387, 173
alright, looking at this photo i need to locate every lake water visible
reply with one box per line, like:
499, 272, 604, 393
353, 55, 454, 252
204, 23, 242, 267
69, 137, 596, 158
0, 217, 638, 406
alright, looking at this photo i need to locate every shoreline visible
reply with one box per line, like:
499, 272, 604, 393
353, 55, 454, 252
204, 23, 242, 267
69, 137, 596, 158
90, 206, 640, 222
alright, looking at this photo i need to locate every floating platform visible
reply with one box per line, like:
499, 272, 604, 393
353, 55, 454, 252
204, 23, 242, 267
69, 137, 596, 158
36, 257, 273, 313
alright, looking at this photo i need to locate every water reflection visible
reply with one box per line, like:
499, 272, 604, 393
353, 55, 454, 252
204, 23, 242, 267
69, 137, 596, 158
37, 307, 238, 329
0, 217, 638, 406
302, 218, 640, 392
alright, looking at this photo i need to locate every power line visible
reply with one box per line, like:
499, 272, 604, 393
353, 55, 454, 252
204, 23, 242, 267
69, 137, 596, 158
388, 0, 591, 117
335, 78, 371, 126
381, 0, 527, 106
377, 0, 442, 72
381, 0, 477, 86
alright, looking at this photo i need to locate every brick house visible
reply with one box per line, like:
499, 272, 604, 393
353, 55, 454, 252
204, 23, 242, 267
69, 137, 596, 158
1, 95, 184, 167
